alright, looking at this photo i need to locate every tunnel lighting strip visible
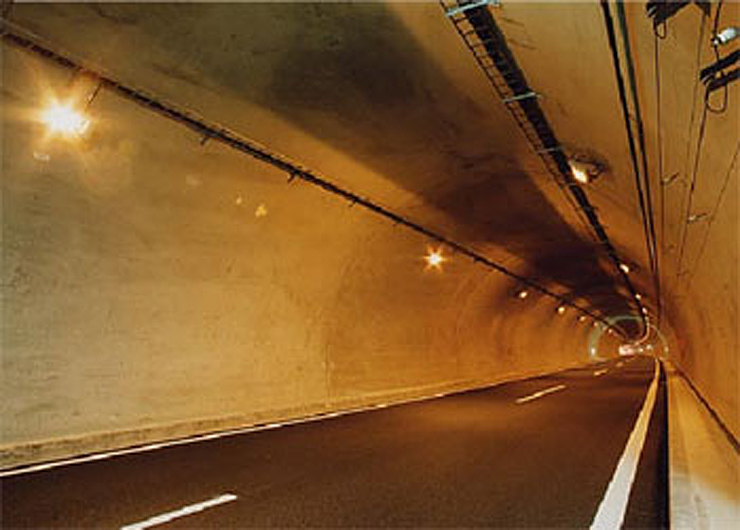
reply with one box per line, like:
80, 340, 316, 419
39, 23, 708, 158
0, 23, 625, 334
439, 1, 647, 330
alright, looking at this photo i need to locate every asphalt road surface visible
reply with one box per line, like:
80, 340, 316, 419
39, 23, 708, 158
2, 355, 667, 528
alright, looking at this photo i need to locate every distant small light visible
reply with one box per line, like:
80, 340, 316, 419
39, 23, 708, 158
642, 307, 648, 314
255, 204, 268, 218
424, 247, 446, 270
635, 293, 642, 300
518, 290, 529, 299
620, 263, 630, 274
572, 165, 590, 184
579, 315, 587, 322
557, 306, 566, 315
41, 102, 90, 137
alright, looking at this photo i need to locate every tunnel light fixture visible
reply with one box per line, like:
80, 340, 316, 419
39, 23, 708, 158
635, 293, 642, 300
712, 26, 740, 47
572, 165, 590, 184
41, 101, 90, 138
557, 305, 566, 315
518, 290, 529, 300
424, 246, 446, 270
579, 315, 587, 323
619, 263, 630, 274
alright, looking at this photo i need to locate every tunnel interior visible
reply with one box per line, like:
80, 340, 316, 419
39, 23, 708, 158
1, 0, 737, 499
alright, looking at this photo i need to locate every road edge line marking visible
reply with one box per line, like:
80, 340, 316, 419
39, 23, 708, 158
3, 361, 608, 478
590, 359, 660, 529
120, 493, 237, 530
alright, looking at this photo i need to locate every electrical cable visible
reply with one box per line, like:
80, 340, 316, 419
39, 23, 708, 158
614, 0, 661, 320
653, 30, 665, 323
0, 21, 630, 335
440, 0, 646, 325
675, 90, 709, 279
600, 0, 656, 331
674, 13, 707, 286
676, 0, 730, 281
686, 141, 739, 284
706, 0, 728, 114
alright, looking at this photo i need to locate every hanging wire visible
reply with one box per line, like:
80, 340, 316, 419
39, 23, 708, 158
675, 89, 710, 279
686, 141, 739, 284
653, 30, 665, 323
600, 0, 656, 331
706, 0, 728, 114
613, 0, 661, 319
674, 11, 708, 285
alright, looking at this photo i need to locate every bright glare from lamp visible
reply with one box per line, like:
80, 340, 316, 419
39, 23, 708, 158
41, 102, 90, 137
635, 293, 642, 300
424, 247, 446, 270
557, 306, 566, 315
518, 290, 529, 300
572, 165, 590, 184
620, 263, 630, 274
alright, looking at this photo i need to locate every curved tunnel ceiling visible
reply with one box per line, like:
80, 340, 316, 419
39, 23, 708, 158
1, 1, 738, 439
2, 3, 648, 331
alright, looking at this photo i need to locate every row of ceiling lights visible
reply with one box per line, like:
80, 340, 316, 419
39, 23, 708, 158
423, 245, 645, 332
37, 72, 642, 337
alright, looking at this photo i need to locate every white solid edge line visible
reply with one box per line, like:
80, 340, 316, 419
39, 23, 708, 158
0, 396, 441, 478
590, 359, 660, 530
515, 384, 567, 404
0, 363, 594, 477
120, 493, 237, 530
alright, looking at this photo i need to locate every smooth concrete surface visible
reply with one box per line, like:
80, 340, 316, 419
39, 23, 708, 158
501, 0, 739, 440
667, 362, 740, 529
1, 2, 628, 467
0, 359, 600, 471
2, 357, 666, 528
0, 0, 736, 484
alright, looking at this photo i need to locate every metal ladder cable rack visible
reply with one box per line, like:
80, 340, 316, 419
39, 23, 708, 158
441, 1, 596, 246
440, 0, 647, 326
0, 19, 628, 334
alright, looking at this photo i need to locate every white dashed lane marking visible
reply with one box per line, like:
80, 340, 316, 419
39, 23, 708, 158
120, 494, 238, 530
515, 384, 567, 404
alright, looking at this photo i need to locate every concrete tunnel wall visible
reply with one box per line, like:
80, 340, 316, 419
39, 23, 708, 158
3, 1, 735, 466
0, 4, 627, 468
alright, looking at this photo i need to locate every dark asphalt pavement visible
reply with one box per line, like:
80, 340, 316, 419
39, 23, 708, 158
1, 355, 667, 528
